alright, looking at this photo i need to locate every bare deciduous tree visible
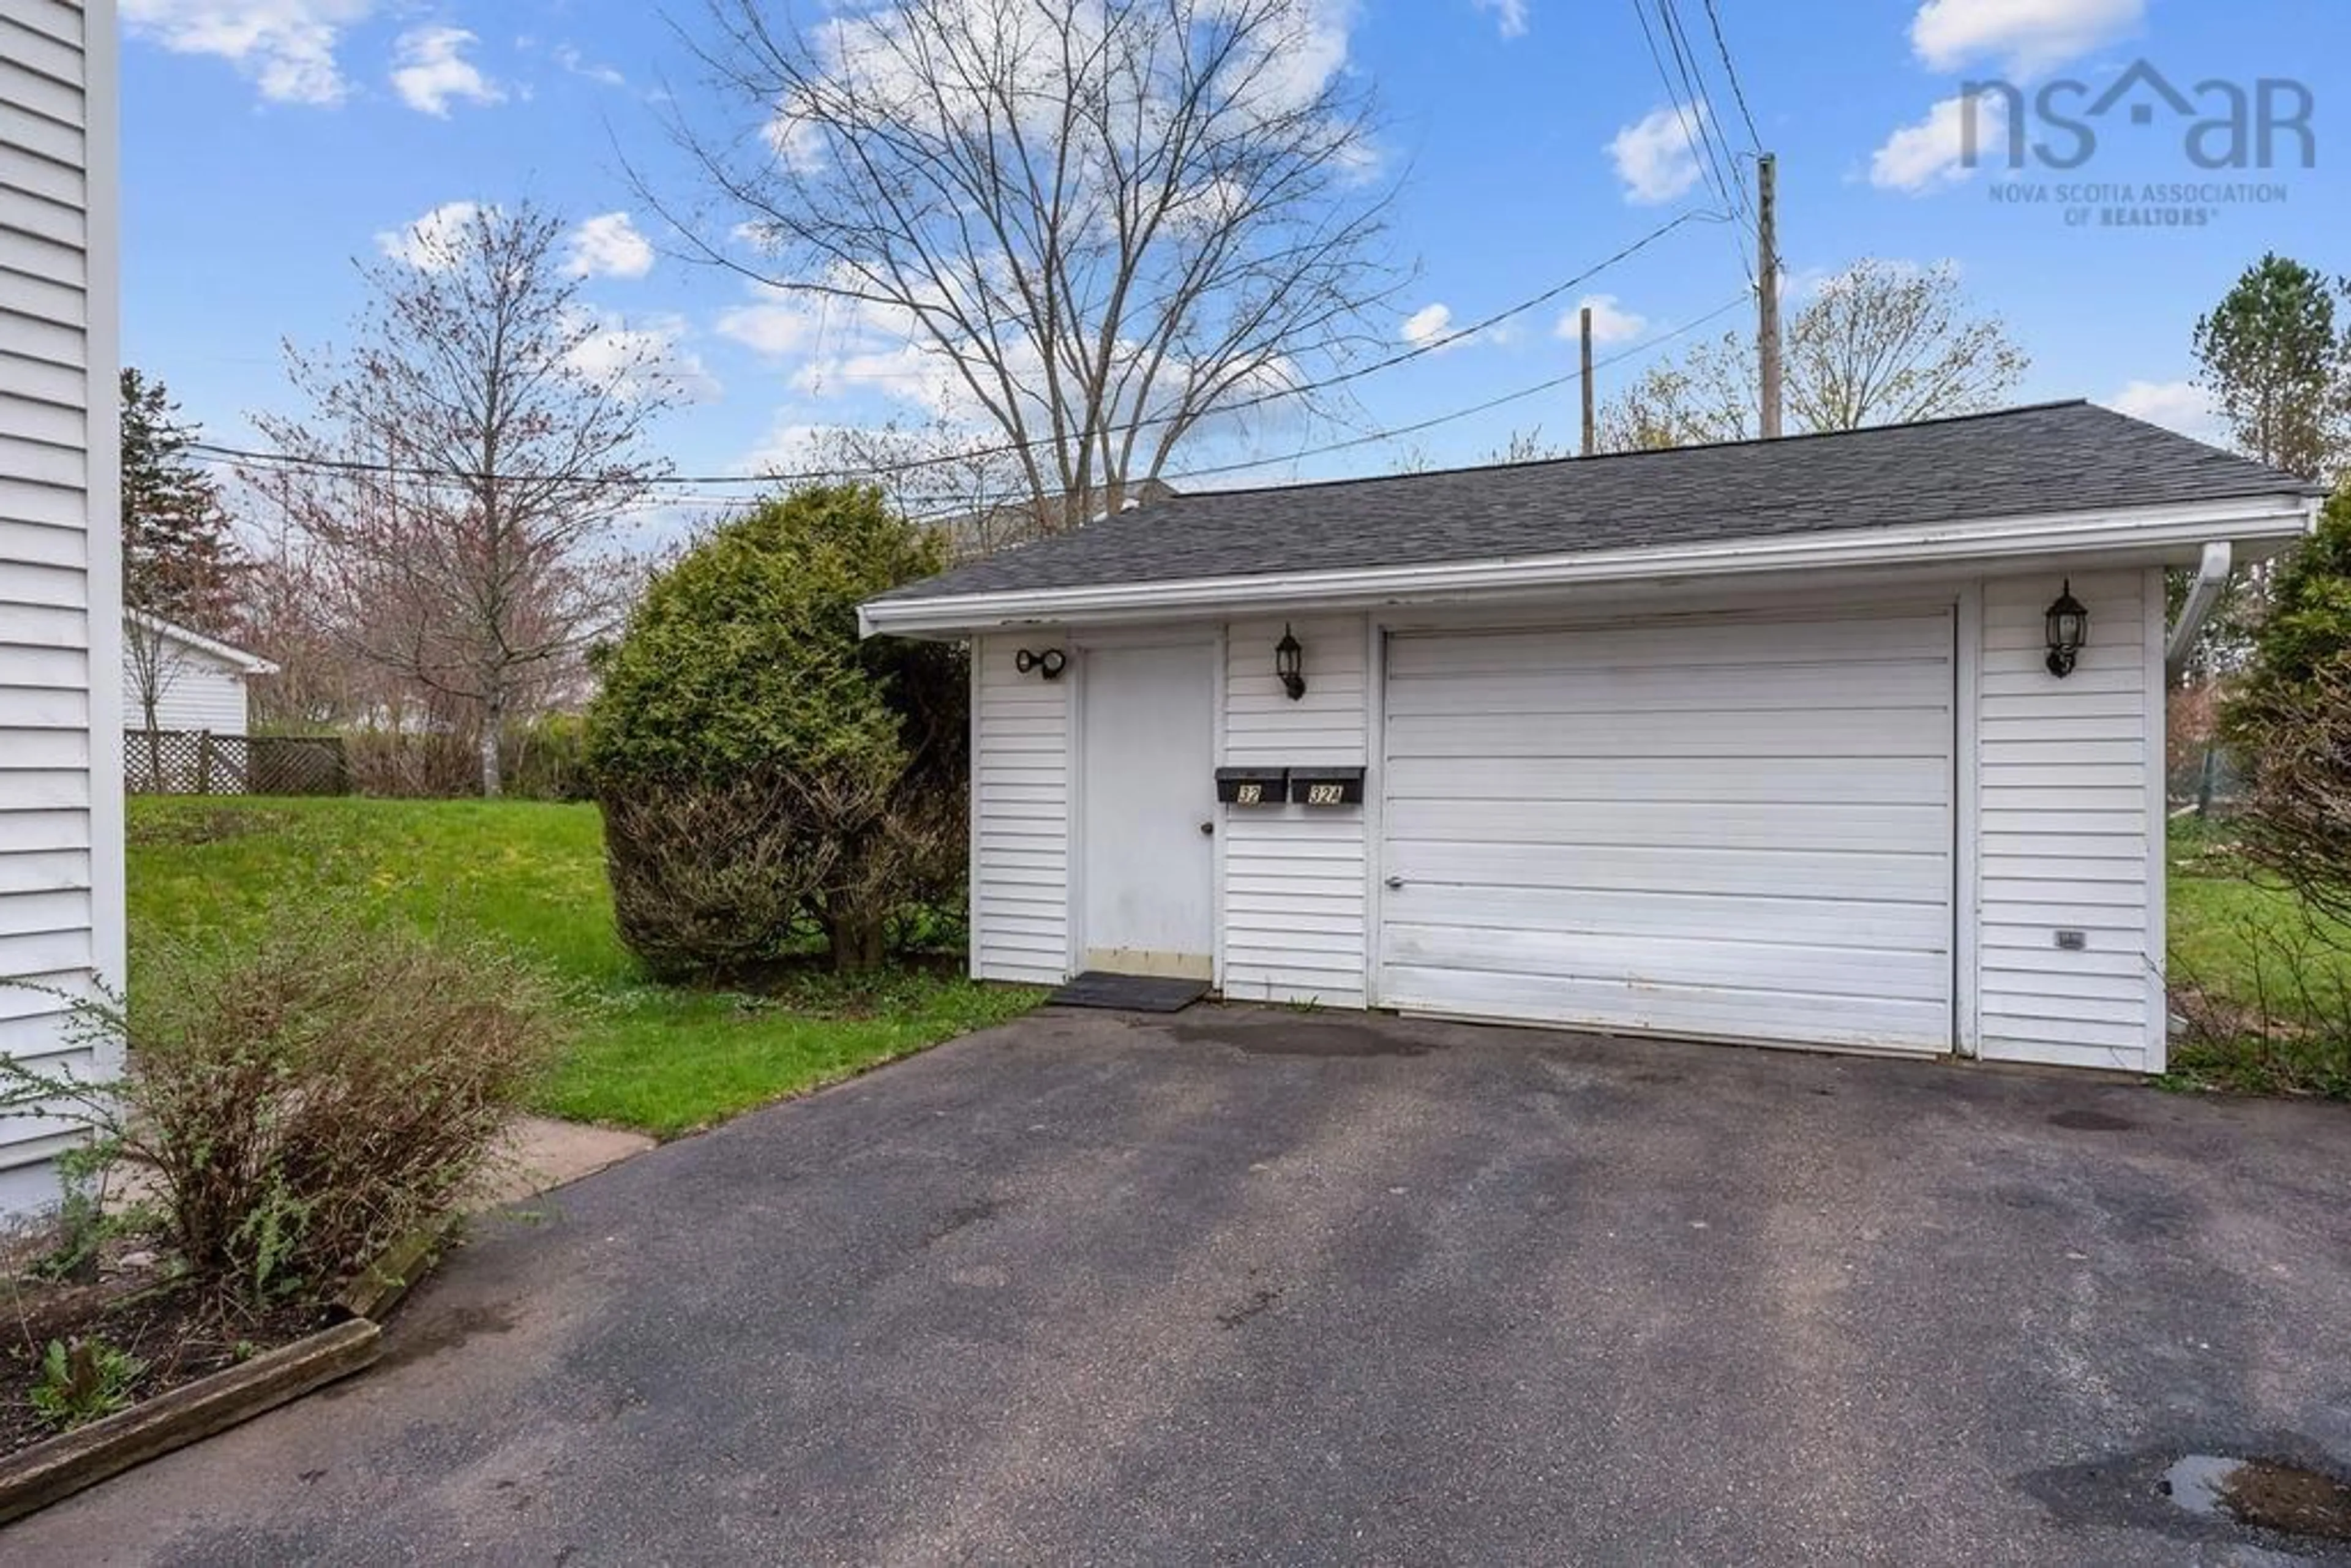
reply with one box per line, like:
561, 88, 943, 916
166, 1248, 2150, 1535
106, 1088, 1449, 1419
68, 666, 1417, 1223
1599, 260, 2029, 451
236, 523, 384, 731
662, 0, 1394, 521
787, 417, 1047, 560
122, 613, 197, 790
250, 203, 678, 795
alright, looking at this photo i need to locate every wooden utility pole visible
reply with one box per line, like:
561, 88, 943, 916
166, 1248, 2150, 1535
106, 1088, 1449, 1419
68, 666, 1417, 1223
1578, 305, 1596, 457
1757, 152, 1782, 439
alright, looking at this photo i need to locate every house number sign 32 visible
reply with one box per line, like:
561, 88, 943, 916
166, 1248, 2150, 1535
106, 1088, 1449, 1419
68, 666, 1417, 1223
1233, 782, 1266, 806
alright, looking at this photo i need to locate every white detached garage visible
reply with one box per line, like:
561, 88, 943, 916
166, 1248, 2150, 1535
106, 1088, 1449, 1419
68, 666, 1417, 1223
861, 403, 2324, 1075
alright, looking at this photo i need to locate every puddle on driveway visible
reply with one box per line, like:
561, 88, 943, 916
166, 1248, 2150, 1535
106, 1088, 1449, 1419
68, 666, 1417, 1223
2161, 1454, 2351, 1541
1167, 1020, 1430, 1059
2048, 1108, 2138, 1132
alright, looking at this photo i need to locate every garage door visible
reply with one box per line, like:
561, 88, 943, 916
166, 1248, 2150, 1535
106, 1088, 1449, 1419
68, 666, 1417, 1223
1378, 610, 1954, 1053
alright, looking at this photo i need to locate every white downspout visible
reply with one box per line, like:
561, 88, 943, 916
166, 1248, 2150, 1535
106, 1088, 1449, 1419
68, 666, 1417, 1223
2164, 541, 2234, 682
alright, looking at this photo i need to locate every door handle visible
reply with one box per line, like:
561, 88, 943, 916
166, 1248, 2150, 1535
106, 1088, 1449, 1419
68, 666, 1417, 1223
1384, 875, 1404, 890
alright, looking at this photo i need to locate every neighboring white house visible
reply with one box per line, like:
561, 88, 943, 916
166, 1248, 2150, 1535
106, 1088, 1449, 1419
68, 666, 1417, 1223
121, 610, 276, 736
861, 402, 2326, 1077
0, 0, 124, 1212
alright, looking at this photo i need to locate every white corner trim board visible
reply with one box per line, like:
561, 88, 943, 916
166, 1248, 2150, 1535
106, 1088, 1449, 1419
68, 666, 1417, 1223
861, 497, 2317, 637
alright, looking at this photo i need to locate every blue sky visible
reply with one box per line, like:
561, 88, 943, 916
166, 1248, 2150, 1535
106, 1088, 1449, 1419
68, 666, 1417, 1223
121, 0, 2349, 536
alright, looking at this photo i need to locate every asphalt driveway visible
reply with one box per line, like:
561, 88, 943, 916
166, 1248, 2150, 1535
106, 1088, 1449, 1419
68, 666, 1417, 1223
16, 1007, 2351, 1565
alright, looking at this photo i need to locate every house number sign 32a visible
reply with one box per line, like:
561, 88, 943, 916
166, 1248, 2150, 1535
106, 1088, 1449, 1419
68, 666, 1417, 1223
1303, 783, 1346, 806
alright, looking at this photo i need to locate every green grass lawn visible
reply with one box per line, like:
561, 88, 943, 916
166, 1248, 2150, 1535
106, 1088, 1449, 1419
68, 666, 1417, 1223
127, 796, 1041, 1137
129, 798, 2349, 1119
2165, 815, 2351, 1097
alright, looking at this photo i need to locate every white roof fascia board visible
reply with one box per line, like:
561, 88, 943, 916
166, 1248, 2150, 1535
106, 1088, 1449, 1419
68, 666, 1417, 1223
859, 495, 2315, 638
123, 610, 281, 676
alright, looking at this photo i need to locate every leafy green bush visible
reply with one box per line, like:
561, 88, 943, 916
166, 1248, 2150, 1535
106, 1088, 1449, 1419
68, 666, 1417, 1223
31, 1338, 144, 1431
2225, 487, 2351, 923
599, 773, 817, 981
505, 712, 591, 802
0, 916, 563, 1307
587, 485, 966, 975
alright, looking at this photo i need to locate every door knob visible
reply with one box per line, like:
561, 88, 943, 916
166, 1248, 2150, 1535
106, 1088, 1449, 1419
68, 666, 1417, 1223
1384, 875, 1404, 890
1199, 821, 1215, 837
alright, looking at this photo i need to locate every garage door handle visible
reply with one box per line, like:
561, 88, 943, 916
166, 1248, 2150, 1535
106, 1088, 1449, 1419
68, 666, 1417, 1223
1384, 876, 1405, 890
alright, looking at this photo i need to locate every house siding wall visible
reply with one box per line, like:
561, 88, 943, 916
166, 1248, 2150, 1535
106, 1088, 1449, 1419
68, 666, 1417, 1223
1220, 613, 1369, 1008
0, 0, 119, 1212
956, 566, 2174, 1073
120, 640, 249, 734
1976, 568, 2162, 1071
970, 635, 1071, 985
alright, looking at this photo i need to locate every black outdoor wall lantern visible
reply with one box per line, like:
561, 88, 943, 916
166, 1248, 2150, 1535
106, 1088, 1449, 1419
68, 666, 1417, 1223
1275, 624, 1307, 701
2044, 581, 2090, 678
1014, 647, 1068, 681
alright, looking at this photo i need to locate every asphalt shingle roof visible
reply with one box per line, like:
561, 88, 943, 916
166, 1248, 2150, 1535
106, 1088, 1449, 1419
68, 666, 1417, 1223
872, 401, 2320, 605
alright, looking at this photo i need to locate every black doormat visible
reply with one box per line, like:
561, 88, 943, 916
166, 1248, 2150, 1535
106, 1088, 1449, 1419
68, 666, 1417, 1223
1047, 972, 1210, 1013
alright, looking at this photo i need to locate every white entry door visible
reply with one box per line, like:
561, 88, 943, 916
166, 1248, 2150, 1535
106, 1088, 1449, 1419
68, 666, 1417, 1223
1378, 609, 1955, 1053
1079, 642, 1217, 978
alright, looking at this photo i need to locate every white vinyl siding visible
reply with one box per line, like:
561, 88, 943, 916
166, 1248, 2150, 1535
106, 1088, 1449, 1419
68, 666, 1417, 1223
120, 638, 250, 734
970, 636, 1070, 985
1976, 569, 2162, 1071
952, 567, 2179, 1075
0, 0, 114, 1212
1378, 610, 1956, 1052
1220, 614, 1368, 1008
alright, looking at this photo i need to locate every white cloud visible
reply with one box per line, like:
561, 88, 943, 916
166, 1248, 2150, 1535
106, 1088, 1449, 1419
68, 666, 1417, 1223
1558, 293, 1646, 345
714, 279, 896, 359
375, 201, 484, 270
1608, 102, 1709, 204
2107, 378, 2221, 443
736, 417, 881, 480
1472, 0, 1529, 39
120, 0, 375, 105
716, 298, 827, 358
765, 107, 829, 175
1870, 89, 2008, 192
1910, 0, 2144, 77
567, 212, 656, 280
795, 0, 1363, 171
389, 25, 504, 117
566, 311, 722, 405
790, 342, 974, 421
555, 44, 626, 88
1400, 304, 1457, 350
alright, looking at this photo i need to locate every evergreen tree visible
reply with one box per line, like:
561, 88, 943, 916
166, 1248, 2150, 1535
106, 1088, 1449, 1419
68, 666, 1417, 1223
2192, 254, 2351, 482
120, 367, 241, 630
2223, 486, 2351, 923
587, 486, 965, 977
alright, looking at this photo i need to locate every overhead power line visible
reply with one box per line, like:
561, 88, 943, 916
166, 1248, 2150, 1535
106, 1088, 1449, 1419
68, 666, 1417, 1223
1150, 293, 1753, 489
1699, 0, 1764, 150
189, 209, 1728, 495
497, 294, 1754, 527
1628, 0, 1742, 222
852, 292, 1757, 525
1657, 0, 1744, 214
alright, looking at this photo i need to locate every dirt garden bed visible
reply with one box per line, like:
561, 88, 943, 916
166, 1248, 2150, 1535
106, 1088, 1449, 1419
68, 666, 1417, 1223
0, 1231, 329, 1458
